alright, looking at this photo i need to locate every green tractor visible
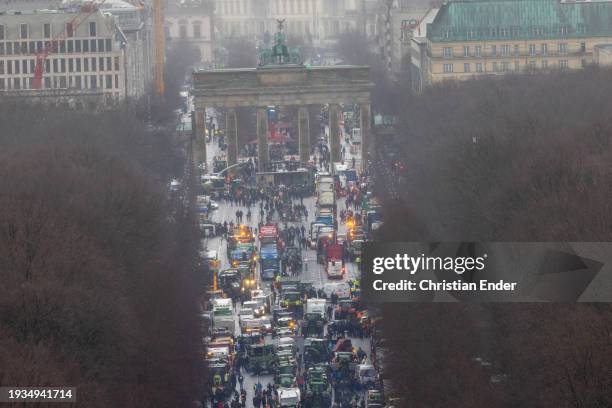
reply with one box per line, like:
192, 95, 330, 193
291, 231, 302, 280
302, 313, 325, 338
303, 338, 330, 368
303, 365, 332, 408
245, 344, 276, 374
209, 362, 233, 400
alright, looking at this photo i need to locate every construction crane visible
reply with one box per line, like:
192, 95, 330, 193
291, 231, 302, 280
32, 1, 107, 89
153, 0, 165, 96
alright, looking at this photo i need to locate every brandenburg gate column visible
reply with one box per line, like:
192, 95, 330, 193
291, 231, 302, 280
226, 108, 238, 166
193, 107, 207, 168
329, 103, 341, 163
298, 106, 310, 163
360, 102, 371, 172
257, 107, 270, 171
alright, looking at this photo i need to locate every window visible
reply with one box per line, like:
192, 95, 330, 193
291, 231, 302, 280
491, 45, 497, 56
115, 74, 119, 88
22, 59, 27, 73
501, 44, 510, 56
20, 23, 28, 39
44, 59, 49, 73
91, 57, 96, 71
89, 22, 96, 37
106, 74, 112, 89
60, 58, 65, 72
59, 40, 65, 53
83, 40, 89, 52
464, 63, 470, 73
98, 39, 104, 52
0, 79, 4, 90
90, 39, 97, 52
443, 47, 453, 58
475, 46, 481, 57
44, 77, 50, 89
0, 25, 5, 40
66, 22, 73, 37
29, 41, 35, 54
558, 43, 568, 54
75, 76, 82, 89
76, 58, 81, 71
502, 61, 510, 71
75, 40, 81, 52
105, 38, 112, 51
106, 57, 111, 71
44, 23, 51, 38
514, 44, 519, 57
193, 23, 201, 38
29, 60, 34, 72
6, 42, 12, 55
14, 42, 20, 55
69, 59, 74, 72
0, 61, 3, 74
59, 76, 66, 88
0, 44, 4, 56
84, 58, 89, 72
90, 75, 97, 89
463, 46, 470, 57
443, 63, 453, 73
529, 44, 536, 55
514, 61, 520, 71
559, 59, 568, 69
528, 60, 536, 69
52, 59, 57, 73
179, 25, 187, 39
68, 40, 73, 53
7, 60, 12, 74
14, 61, 19, 74
492, 62, 498, 72
541, 43, 548, 55
14, 77, 20, 90
114, 56, 119, 70
541, 60, 548, 69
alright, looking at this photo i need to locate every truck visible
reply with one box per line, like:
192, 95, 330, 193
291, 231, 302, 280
260, 243, 280, 280
318, 190, 336, 209
302, 299, 327, 337
212, 298, 235, 335
326, 243, 345, 279
278, 387, 301, 408
259, 225, 279, 245
365, 210, 383, 238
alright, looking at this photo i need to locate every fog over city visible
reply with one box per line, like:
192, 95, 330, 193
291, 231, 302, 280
1, 0, 612, 407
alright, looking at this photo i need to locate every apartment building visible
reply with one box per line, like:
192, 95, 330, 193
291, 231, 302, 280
165, 0, 214, 64
0, 3, 152, 101
411, 0, 612, 89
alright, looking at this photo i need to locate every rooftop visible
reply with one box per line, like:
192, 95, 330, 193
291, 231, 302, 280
427, 0, 612, 42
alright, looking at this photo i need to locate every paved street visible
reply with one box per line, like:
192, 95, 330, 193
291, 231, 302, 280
201, 107, 377, 407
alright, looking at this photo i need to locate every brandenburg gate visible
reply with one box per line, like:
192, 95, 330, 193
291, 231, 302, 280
192, 22, 374, 171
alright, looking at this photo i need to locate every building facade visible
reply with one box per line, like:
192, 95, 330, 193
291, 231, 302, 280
212, 0, 366, 47
412, 0, 612, 89
0, 3, 153, 101
165, 0, 214, 64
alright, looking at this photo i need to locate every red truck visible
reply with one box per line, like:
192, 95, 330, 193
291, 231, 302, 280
325, 243, 345, 279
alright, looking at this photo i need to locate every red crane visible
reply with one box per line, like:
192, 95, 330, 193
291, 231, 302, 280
32, 1, 107, 89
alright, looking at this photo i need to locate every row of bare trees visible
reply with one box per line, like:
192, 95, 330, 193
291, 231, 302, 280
375, 68, 612, 407
0, 96, 204, 407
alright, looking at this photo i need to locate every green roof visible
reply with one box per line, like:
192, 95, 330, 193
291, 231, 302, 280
427, 0, 612, 42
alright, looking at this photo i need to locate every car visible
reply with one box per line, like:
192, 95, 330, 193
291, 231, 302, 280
275, 327, 293, 338
259, 317, 273, 334
239, 308, 254, 326
169, 179, 181, 192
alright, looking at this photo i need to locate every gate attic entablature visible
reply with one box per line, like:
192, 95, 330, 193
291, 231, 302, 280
191, 65, 373, 108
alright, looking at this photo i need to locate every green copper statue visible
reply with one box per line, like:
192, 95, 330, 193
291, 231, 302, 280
258, 19, 302, 66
